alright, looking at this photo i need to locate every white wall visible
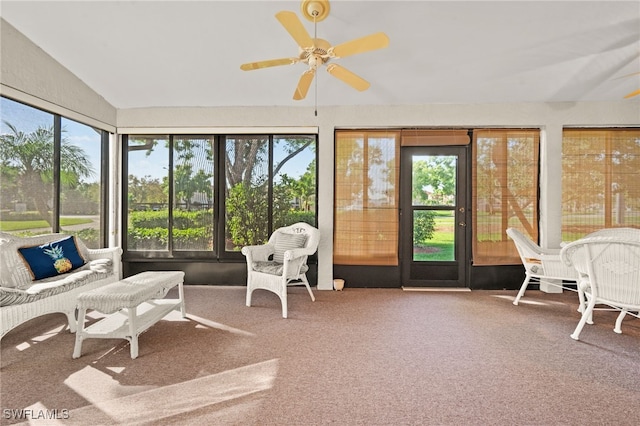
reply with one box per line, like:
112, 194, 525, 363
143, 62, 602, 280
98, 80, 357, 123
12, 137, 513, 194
0, 19, 116, 131
3, 19, 639, 290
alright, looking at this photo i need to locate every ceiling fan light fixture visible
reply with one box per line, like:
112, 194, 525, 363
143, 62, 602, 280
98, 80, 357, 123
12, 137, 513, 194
301, 0, 330, 22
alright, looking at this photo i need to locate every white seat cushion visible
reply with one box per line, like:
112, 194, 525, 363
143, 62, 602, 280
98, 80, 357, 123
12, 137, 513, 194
252, 261, 309, 276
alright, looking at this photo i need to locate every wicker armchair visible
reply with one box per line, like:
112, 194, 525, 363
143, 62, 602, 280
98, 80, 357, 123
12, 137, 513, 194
241, 222, 320, 318
561, 236, 640, 340
506, 228, 580, 307
584, 227, 640, 239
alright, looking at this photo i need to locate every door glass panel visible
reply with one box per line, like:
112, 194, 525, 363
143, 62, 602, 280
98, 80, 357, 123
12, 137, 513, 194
411, 154, 457, 262
413, 210, 455, 261
412, 155, 457, 206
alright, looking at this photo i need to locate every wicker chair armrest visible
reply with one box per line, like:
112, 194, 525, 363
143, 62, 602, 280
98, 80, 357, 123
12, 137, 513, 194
86, 247, 123, 279
241, 244, 275, 262
86, 246, 122, 261
283, 247, 315, 261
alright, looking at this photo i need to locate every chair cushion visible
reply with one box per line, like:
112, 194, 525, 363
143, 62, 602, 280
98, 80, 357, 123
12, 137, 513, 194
273, 233, 307, 263
252, 261, 309, 276
17, 236, 86, 281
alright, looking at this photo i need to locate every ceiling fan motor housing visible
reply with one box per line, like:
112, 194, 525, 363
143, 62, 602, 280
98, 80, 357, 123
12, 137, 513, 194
299, 38, 331, 68
301, 0, 330, 22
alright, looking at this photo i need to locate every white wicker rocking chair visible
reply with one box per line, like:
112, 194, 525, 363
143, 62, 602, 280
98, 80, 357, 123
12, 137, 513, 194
561, 236, 640, 340
241, 222, 320, 318
506, 228, 581, 307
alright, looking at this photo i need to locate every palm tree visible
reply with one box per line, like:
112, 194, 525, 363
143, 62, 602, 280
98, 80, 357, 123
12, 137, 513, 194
0, 121, 93, 227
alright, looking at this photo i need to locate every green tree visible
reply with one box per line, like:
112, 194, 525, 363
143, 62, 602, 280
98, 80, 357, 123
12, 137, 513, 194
225, 137, 316, 247
0, 121, 93, 226
412, 156, 456, 206
128, 175, 165, 205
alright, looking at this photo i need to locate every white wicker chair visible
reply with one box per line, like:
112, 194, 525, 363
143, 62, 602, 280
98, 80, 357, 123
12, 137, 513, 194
241, 222, 320, 318
584, 227, 640, 239
561, 236, 640, 340
506, 228, 581, 307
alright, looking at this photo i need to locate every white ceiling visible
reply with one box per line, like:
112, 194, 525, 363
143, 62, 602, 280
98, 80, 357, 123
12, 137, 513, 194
2, 1, 639, 109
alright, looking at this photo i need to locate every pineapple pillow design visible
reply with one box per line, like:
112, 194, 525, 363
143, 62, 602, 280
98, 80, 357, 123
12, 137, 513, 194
18, 236, 86, 281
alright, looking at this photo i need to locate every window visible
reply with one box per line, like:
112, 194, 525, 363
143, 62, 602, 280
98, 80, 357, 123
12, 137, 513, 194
334, 130, 400, 265
0, 97, 109, 248
125, 135, 170, 251
124, 133, 316, 258
173, 136, 215, 251
472, 129, 540, 265
562, 128, 640, 240
224, 135, 317, 253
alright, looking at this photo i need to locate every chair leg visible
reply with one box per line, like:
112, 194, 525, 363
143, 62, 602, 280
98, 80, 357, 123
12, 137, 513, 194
513, 275, 532, 305
586, 296, 594, 325
301, 275, 315, 302
577, 286, 586, 313
66, 308, 78, 333
571, 299, 596, 340
614, 309, 628, 334
280, 289, 288, 319
246, 287, 253, 308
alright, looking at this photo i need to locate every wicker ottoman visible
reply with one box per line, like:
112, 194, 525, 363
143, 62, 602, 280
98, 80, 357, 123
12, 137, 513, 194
73, 271, 186, 359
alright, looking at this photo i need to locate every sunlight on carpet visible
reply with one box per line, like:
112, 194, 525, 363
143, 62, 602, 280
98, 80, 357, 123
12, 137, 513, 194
63, 359, 279, 424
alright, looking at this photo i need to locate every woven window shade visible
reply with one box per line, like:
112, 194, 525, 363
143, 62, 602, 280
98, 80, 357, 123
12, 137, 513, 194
334, 131, 400, 265
562, 128, 640, 239
401, 129, 470, 146
472, 129, 540, 265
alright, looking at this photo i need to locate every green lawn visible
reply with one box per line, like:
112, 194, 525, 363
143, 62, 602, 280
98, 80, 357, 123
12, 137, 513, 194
0, 217, 92, 231
414, 213, 455, 261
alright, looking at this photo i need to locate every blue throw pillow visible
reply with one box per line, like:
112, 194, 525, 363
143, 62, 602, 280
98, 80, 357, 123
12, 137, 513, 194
18, 236, 86, 281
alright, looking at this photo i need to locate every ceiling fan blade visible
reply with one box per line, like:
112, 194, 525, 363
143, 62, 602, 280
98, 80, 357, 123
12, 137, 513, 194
331, 32, 389, 58
276, 11, 314, 49
326, 64, 370, 91
624, 88, 640, 98
293, 69, 315, 100
240, 58, 298, 71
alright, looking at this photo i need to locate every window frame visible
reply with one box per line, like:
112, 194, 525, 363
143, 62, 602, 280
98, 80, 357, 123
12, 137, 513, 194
0, 96, 110, 248
122, 132, 318, 262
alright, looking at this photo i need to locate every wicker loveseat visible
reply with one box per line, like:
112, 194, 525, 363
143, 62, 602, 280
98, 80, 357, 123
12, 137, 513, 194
0, 232, 122, 339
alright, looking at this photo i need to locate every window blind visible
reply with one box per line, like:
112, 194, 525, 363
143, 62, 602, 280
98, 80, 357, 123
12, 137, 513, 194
334, 130, 400, 265
562, 128, 640, 239
472, 129, 540, 265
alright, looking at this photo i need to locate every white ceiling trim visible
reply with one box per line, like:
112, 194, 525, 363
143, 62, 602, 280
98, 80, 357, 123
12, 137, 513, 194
0, 84, 117, 133
117, 126, 319, 135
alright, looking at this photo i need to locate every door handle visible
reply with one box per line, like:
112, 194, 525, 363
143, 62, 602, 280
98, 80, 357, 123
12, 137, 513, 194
459, 222, 467, 227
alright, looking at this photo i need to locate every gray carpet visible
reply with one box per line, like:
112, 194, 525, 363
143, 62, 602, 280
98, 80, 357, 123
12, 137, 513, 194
1, 286, 639, 425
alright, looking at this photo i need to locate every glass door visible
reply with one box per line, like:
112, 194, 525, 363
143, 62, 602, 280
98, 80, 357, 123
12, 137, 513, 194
400, 146, 468, 287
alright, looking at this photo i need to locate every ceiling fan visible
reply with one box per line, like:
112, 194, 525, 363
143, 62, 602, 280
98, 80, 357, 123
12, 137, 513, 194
240, 0, 389, 101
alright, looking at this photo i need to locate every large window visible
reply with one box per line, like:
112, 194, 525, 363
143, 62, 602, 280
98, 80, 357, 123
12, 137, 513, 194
124, 133, 316, 258
562, 128, 640, 240
472, 129, 540, 265
0, 97, 108, 248
334, 130, 400, 265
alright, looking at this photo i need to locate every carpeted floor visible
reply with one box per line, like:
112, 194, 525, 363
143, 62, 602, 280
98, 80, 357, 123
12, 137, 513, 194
1, 286, 639, 425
